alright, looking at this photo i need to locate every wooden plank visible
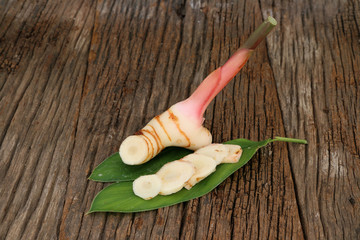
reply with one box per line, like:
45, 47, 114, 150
1, 0, 358, 239
0, 0, 96, 239
59, 0, 304, 239
260, 0, 360, 239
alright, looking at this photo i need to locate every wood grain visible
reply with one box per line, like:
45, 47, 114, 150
0, 0, 96, 239
259, 0, 360, 239
0, 0, 358, 239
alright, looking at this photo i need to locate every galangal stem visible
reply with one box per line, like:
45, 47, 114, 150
180, 16, 277, 123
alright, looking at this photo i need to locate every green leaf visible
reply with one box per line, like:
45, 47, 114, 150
88, 137, 306, 213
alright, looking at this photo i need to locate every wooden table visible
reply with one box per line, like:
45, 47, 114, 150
1, 0, 359, 239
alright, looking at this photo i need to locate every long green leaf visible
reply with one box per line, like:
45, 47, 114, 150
88, 137, 306, 213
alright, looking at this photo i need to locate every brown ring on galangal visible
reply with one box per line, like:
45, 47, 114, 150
142, 128, 161, 154
167, 109, 191, 147
155, 115, 172, 141
134, 130, 153, 162
148, 125, 164, 150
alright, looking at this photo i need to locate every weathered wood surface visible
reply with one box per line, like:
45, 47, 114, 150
0, 0, 358, 239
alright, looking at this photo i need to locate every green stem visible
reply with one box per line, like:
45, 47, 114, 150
242, 16, 277, 50
272, 136, 308, 144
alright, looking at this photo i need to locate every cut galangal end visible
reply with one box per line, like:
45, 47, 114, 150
133, 174, 162, 200
222, 144, 243, 163
182, 153, 217, 190
195, 144, 242, 164
195, 144, 228, 164
156, 160, 195, 195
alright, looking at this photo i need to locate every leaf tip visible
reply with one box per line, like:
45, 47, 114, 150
88, 173, 100, 181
